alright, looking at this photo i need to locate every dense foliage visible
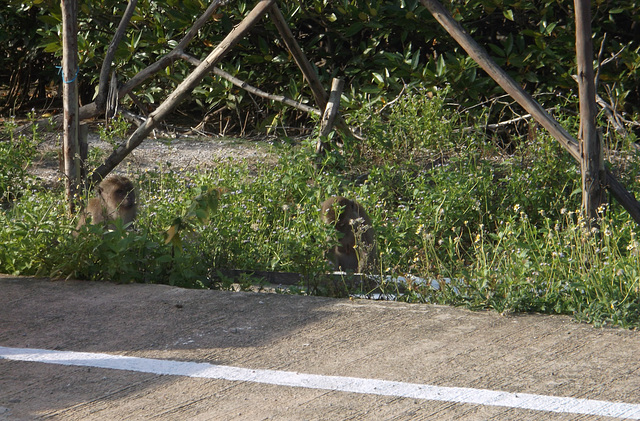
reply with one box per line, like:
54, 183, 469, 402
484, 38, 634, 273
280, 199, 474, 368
1, 0, 639, 130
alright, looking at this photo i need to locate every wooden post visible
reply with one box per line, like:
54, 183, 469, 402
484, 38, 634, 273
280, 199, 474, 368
317, 78, 344, 154
61, 0, 80, 213
270, 4, 355, 142
575, 0, 604, 220
269, 4, 328, 110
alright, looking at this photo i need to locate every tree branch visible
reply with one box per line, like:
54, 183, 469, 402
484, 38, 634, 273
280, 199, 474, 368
79, 0, 224, 120
90, 0, 275, 184
179, 52, 321, 116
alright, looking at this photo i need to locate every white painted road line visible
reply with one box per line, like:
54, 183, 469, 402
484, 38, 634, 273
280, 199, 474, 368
1, 346, 639, 419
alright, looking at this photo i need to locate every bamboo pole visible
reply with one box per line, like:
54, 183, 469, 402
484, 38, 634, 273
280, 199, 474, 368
317, 78, 344, 153
178, 52, 321, 116
420, 0, 580, 162
90, 0, 275, 185
269, 4, 354, 141
269, 4, 328, 110
575, 0, 604, 220
421, 0, 640, 224
61, 0, 80, 213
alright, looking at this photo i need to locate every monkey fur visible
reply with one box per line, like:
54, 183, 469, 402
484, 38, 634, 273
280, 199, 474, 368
321, 196, 377, 273
75, 175, 137, 234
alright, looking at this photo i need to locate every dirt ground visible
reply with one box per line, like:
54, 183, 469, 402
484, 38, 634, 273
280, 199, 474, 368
29, 127, 277, 187
1, 275, 639, 420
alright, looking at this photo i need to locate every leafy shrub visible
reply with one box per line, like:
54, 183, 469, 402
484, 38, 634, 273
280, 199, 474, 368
0, 117, 38, 203
5, 0, 640, 129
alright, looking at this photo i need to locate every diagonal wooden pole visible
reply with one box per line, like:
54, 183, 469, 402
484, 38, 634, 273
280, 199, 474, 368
421, 0, 580, 161
420, 0, 640, 224
91, 0, 275, 185
270, 4, 355, 143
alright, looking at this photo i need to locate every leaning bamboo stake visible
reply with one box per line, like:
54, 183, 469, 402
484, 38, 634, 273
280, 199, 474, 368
420, 0, 580, 161
269, 4, 328, 110
421, 0, 640, 224
115, 0, 224, 106
269, 4, 355, 141
82, 0, 137, 120
178, 52, 321, 116
317, 78, 344, 154
90, 0, 275, 185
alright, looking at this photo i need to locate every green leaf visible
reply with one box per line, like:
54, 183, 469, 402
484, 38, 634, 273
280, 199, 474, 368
505, 34, 513, 56
345, 22, 364, 37
436, 55, 445, 76
544, 22, 557, 35
488, 43, 506, 57
503, 9, 514, 21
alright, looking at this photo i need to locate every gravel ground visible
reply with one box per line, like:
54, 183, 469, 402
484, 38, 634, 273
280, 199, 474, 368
30, 129, 278, 186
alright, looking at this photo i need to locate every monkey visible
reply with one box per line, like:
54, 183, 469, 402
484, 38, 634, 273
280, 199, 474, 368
75, 175, 137, 235
320, 196, 377, 273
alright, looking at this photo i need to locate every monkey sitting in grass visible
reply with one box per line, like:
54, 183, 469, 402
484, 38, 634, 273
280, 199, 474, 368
75, 175, 137, 235
321, 196, 377, 273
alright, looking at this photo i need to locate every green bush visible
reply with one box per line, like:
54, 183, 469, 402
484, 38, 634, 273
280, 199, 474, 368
0, 117, 38, 203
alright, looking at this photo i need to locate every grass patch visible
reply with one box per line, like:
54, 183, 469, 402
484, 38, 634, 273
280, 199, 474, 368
2, 89, 640, 328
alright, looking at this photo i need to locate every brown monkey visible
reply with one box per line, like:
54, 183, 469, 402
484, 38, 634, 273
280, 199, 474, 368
321, 196, 377, 273
75, 175, 137, 234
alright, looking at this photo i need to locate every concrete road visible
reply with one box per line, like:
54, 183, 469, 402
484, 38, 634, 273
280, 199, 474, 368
1, 275, 639, 420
